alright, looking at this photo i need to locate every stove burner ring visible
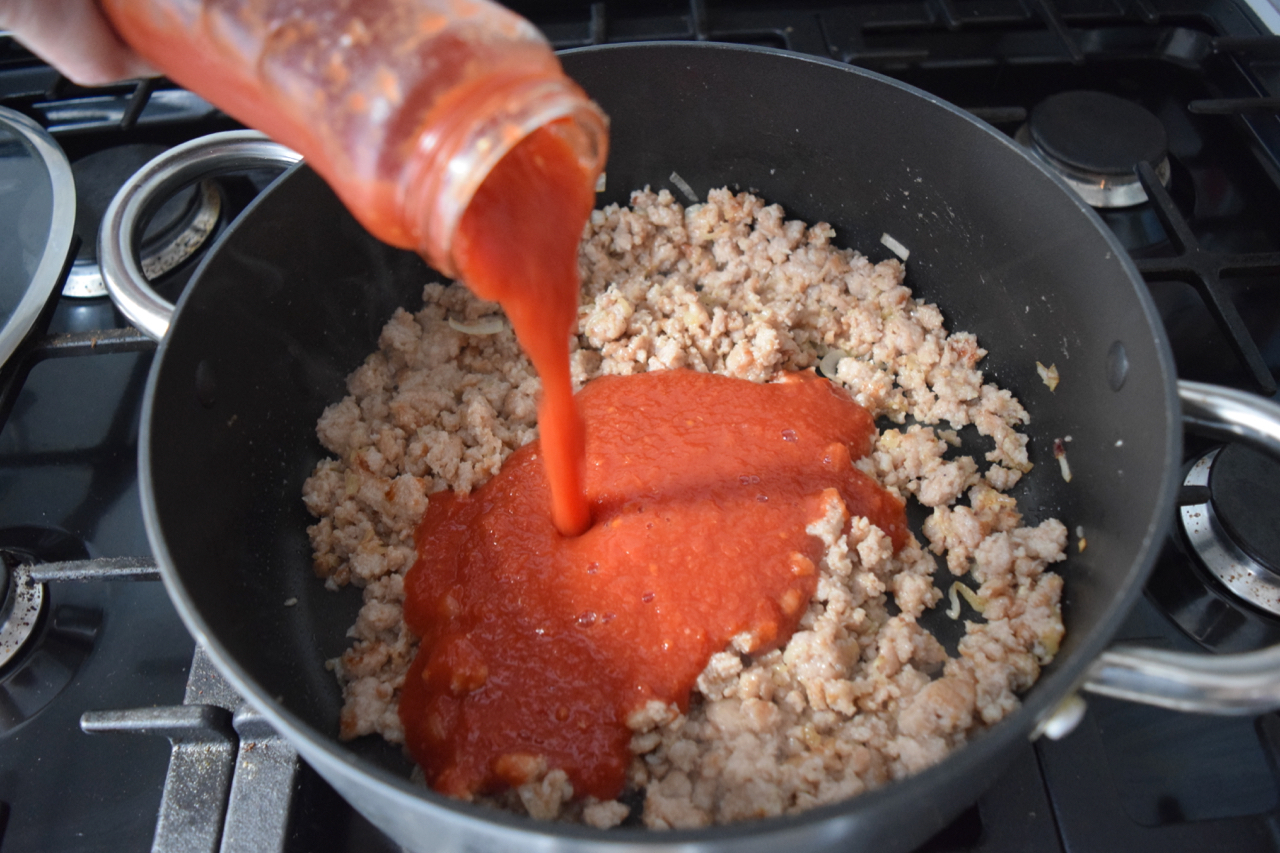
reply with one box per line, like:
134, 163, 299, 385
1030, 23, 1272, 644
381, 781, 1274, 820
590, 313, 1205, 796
100, 131, 301, 341
64, 179, 222, 299
64, 143, 225, 300
1180, 448, 1280, 616
0, 563, 45, 671
1016, 90, 1171, 209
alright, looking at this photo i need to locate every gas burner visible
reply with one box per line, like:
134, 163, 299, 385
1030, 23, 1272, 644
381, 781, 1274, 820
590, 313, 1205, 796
1178, 445, 1280, 615
1016, 91, 1171, 209
0, 552, 43, 670
0, 527, 99, 735
64, 144, 222, 299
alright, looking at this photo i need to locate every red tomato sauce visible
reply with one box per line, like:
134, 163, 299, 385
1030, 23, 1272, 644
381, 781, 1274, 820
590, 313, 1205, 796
399, 369, 908, 801
451, 120, 596, 536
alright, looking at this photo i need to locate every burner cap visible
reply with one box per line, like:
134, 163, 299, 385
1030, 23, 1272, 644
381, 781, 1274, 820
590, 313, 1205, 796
1210, 444, 1280, 572
1029, 91, 1168, 177
1018, 91, 1171, 208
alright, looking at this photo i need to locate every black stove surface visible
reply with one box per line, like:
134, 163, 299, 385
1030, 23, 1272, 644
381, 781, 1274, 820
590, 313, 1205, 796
2, 1, 1279, 851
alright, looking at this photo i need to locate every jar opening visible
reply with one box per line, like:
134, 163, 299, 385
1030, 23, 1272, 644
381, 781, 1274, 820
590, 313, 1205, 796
405, 73, 609, 278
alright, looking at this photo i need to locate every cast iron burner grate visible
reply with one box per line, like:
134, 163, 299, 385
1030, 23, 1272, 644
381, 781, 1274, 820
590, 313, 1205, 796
1133, 161, 1280, 394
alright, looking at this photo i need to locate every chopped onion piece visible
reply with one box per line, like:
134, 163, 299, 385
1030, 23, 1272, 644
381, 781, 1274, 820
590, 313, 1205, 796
818, 349, 848, 378
448, 316, 505, 335
1036, 361, 1060, 392
880, 232, 910, 261
669, 171, 698, 203
595, 171, 607, 192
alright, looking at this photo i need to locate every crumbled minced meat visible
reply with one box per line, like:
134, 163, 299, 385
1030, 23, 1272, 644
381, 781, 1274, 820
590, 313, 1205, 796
302, 187, 1066, 828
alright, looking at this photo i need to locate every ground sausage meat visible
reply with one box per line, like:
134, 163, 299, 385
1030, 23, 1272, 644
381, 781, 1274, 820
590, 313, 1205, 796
302, 187, 1067, 829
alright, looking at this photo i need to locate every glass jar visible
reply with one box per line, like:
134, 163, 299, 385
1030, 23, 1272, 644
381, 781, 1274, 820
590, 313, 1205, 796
101, 0, 608, 276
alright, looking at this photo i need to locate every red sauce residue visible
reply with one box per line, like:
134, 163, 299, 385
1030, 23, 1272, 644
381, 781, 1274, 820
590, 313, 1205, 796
451, 121, 596, 536
399, 369, 908, 801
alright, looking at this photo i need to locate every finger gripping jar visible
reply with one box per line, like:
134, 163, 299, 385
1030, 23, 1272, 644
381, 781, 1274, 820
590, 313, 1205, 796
100, 0, 609, 276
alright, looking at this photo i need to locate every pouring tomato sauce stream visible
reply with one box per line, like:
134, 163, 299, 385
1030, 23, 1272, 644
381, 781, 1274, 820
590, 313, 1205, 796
449, 120, 595, 538
401, 122, 910, 801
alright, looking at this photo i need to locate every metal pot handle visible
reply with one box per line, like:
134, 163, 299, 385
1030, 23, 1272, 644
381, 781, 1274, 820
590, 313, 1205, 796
100, 130, 302, 341
1080, 380, 1280, 715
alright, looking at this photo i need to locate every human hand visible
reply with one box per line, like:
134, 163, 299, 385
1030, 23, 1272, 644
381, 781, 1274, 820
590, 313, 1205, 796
1, 0, 157, 86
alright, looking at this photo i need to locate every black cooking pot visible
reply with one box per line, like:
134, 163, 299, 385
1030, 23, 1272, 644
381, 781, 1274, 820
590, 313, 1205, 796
120, 42, 1280, 853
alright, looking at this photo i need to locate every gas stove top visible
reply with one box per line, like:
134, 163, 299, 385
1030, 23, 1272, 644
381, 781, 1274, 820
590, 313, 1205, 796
1, 1, 1279, 851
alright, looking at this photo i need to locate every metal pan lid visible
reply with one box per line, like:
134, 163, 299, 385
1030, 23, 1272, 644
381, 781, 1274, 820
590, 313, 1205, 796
0, 106, 75, 367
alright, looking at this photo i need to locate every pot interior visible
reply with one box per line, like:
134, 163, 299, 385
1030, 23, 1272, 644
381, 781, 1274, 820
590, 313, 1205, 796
143, 41, 1178, 848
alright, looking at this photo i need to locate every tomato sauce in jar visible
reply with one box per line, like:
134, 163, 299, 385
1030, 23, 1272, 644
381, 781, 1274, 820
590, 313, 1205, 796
399, 369, 908, 801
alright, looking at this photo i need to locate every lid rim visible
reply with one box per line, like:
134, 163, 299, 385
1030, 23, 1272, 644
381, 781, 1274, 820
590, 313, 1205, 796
0, 107, 76, 368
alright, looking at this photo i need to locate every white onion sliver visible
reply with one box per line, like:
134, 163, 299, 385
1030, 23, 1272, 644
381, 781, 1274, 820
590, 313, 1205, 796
880, 232, 910, 261
448, 316, 505, 336
946, 582, 988, 619
819, 349, 848, 377
669, 171, 698, 203
595, 171, 607, 192
946, 584, 961, 620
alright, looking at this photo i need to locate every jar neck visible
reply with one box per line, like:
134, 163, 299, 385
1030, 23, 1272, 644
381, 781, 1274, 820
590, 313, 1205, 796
403, 72, 608, 277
